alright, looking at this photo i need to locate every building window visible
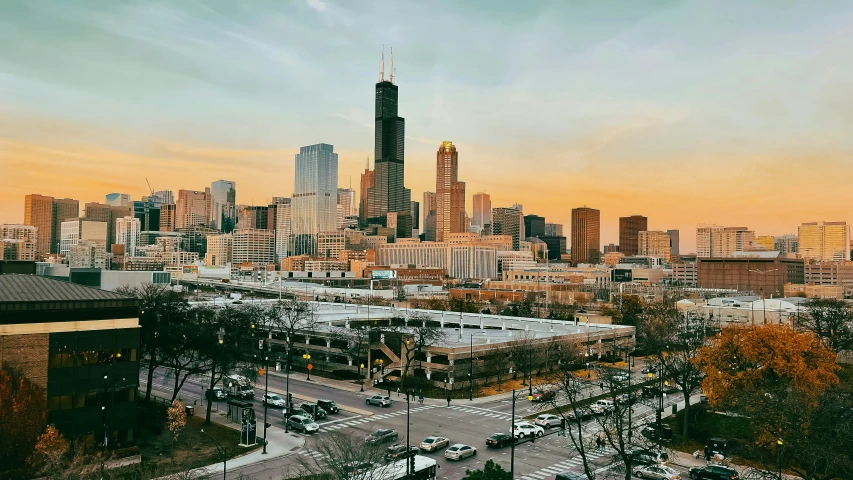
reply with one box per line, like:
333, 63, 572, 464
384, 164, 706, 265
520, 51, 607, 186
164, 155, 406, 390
48, 396, 60, 412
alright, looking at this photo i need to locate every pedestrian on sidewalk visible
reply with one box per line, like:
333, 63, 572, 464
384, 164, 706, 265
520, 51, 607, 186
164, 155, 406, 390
704, 446, 711, 463
419, 392, 424, 404
397, 387, 400, 397
446, 395, 451, 407
599, 382, 604, 392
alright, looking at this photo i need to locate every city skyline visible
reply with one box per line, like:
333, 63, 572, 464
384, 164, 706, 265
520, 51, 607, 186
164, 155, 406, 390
2, 1, 853, 251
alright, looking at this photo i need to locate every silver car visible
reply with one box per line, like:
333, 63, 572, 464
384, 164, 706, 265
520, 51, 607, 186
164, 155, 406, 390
366, 395, 392, 407
534, 414, 564, 429
444, 443, 477, 461
263, 393, 286, 407
419, 436, 450, 452
286, 415, 319, 434
634, 465, 680, 480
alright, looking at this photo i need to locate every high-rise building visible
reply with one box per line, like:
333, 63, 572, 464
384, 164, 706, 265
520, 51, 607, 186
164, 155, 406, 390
752, 235, 775, 251
105, 193, 131, 207
133, 199, 160, 232
638, 230, 672, 262
237, 205, 271, 230
524, 215, 546, 239
511, 203, 524, 213
176, 189, 211, 229
366, 50, 412, 238
775, 234, 798, 256
798, 221, 850, 262
232, 229, 275, 265
292, 144, 339, 255
154, 190, 174, 205
24, 194, 53, 257
60, 219, 107, 256
422, 192, 437, 242
359, 159, 374, 227
619, 215, 647, 256
571, 207, 601, 265
50, 198, 79, 254
544, 223, 564, 237
210, 180, 237, 232
538, 236, 566, 260
472, 193, 492, 231
411, 201, 420, 236
435, 141, 466, 242
204, 234, 233, 266
115, 216, 141, 256
696, 225, 756, 258
159, 204, 176, 232
0, 224, 37, 261
667, 229, 680, 257
68, 240, 108, 268
274, 199, 292, 261
337, 188, 356, 220
492, 207, 524, 251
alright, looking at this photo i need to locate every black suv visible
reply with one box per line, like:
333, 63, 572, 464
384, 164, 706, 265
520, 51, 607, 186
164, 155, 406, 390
485, 433, 515, 448
365, 429, 399, 445
205, 388, 227, 400
299, 403, 327, 419
317, 399, 339, 414
688, 465, 739, 480
383, 444, 419, 462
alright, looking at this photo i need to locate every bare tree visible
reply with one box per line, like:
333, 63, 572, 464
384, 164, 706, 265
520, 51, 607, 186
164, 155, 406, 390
295, 430, 395, 480
330, 323, 373, 387
509, 330, 541, 395
268, 298, 315, 382
802, 298, 853, 354
397, 312, 445, 389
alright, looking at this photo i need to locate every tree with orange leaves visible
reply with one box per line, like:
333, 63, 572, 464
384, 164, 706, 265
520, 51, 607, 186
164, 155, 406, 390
696, 324, 838, 448
0, 363, 47, 475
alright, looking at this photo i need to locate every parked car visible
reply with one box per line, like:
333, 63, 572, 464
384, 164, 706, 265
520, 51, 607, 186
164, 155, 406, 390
531, 389, 556, 402
485, 433, 515, 448
555, 472, 586, 480
444, 443, 477, 461
687, 465, 739, 480
299, 403, 327, 419
535, 414, 564, 429
634, 465, 681, 480
317, 399, 339, 414
642, 386, 663, 398
206, 388, 227, 400
263, 393, 286, 408
286, 415, 319, 434
512, 422, 545, 439
419, 436, 450, 452
595, 399, 615, 413
366, 395, 392, 407
365, 429, 399, 445
641, 425, 673, 441
383, 444, 419, 462
626, 448, 666, 466
706, 438, 731, 457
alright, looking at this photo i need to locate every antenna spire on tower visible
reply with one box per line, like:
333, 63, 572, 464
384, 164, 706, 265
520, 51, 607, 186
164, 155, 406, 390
366, 155, 370, 170
380, 45, 385, 82
390, 47, 394, 84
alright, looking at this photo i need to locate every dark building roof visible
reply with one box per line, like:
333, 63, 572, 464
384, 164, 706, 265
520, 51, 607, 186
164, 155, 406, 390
0, 275, 132, 303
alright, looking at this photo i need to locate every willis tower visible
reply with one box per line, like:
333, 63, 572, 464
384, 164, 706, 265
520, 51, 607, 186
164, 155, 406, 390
366, 47, 412, 238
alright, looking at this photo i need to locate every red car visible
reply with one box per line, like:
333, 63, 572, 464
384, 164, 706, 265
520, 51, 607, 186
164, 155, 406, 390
531, 389, 556, 402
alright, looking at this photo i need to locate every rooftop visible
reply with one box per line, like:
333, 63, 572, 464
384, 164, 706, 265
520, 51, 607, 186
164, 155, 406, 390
0, 275, 134, 303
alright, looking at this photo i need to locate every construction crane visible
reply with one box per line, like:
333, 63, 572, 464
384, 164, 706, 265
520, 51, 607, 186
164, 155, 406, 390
145, 178, 155, 197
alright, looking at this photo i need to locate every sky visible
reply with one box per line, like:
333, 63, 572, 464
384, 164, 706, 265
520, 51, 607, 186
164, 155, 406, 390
2, 0, 853, 252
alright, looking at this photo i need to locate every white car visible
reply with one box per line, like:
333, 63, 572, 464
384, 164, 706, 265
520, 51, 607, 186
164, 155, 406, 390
444, 443, 477, 460
366, 395, 392, 407
595, 399, 615, 413
512, 422, 545, 439
263, 393, 286, 407
612, 373, 630, 383
534, 414, 564, 429
286, 415, 319, 434
634, 465, 680, 480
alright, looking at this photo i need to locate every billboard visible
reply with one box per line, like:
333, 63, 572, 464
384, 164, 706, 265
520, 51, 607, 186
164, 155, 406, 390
611, 269, 633, 283
183, 265, 198, 275
371, 270, 397, 280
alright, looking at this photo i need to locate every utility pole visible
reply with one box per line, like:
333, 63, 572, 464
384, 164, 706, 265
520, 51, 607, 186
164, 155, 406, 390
510, 389, 516, 478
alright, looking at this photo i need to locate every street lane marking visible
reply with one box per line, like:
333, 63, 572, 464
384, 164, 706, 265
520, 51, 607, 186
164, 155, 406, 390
317, 415, 361, 426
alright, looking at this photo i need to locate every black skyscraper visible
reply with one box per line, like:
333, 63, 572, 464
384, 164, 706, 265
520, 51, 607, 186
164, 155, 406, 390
366, 48, 412, 238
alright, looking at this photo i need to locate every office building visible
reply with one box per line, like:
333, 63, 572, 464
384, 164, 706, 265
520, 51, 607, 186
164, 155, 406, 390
603, 244, 620, 254
0, 224, 37, 261
291, 143, 338, 255
0, 276, 140, 443
153, 190, 174, 205
545, 223, 564, 237
753, 235, 774, 251
274, 199, 292, 261
638, 230, 671, 262
434, 141, 466, 242
232, 229, 275, 265
472, 193, 492, 231
210, 180, 237, 232
132, 199, 160, 232
798, 221, 850, 262
696, 225, 755, 258
105, 193, 131, 208
538, 236, 567, 260
422, 192, 437, 242
159, 204, 176, 232
376, 240, 497, 279
59, 219, 108, 256
24, 194, 54, 257
365, 52, 412, 238
1, 224, 37, 243
775, 234, 798, 256
511, 203, 524, 213
204, 234, 233, 266
492, 207, 524, 251
697, 257, 804, 298
571, 207, 601, 265
337, 188, 356, 219
50, 198, 80, 254
524, 215, 546, 239
115, 217, 141, 256
359, 160, 374, 227
667, 229, 680, 257
411, 201, 420, 236
237, 205, 271, 230
68, 241, 109, 269
176, 189, 211, 229
619, 215, 647, 256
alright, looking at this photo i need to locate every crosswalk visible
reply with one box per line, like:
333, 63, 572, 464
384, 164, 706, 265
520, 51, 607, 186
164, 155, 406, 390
519, 447, 613, 480
444, 404, 520, 422
319, 405, 439, 431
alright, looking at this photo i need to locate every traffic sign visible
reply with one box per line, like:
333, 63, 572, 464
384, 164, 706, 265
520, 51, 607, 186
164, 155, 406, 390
307, 364, 313, 371
259, 368, 265, 376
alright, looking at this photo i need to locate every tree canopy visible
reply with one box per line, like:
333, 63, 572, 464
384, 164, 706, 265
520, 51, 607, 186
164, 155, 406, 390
463, 460, 512, 480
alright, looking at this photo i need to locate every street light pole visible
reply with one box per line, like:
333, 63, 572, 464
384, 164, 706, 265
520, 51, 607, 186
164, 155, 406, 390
262, 323, 270, 455
627, 352, 632, 442
201, 428, 227, 480
406, 389, 411, 478
510, 389, 516, 479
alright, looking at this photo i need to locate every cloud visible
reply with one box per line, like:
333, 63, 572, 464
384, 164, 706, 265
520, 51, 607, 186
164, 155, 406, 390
305, 0, 328, 13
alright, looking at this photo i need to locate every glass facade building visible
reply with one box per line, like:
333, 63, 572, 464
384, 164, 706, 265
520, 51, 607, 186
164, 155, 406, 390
292, 144, 338, 255
210, 180, 237, 232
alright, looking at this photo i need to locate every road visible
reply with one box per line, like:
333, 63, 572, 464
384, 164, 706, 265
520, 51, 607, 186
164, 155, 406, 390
141, 366, 701, 480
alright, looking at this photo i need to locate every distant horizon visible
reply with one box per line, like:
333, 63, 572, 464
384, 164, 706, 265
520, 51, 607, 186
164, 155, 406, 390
3, 1, 852, 252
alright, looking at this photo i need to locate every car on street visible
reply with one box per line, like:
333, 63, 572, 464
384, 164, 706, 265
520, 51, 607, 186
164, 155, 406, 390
642, 365, 658, 374
485, 433, 515, 448
206, 388, 227, 400
383, 444, 419, 462
687, 465, 739, 480
588, 404, 607, 416
317, 399, 339, 414
444, 443, 477, 461
531, 388, 557, 402
634, 465, 681, 479
595, 399, 615, 413
298, 403, 327, 419
555, 472, 586, 480
419, 436, 450, 452
612, 372, 630, 383
366, 395, 392, 407
626, 448, 666, 466
641, 424, 673, 441
567, 407, 595, 421
512, 422, 545, 439
365, 429, 399, 445
616, 392, 636, 404
642, 386, 663, 398
263, 393, 286, 408
286, 415, 319, 434
535, 414, 564, 429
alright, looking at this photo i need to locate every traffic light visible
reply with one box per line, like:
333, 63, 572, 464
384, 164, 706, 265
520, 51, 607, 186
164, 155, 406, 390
409, 453, 416, 473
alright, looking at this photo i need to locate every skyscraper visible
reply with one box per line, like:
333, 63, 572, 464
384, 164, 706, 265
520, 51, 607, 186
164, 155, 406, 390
274, 199, 292, 261
435, 141, 466, 242
638, 231, 672, 261
696, 225, 755, 258
667, 229, 680, 257
24, 194, 53, 257
115, 216, 141, 256
524, 215, 546, 239
210, 180, 237, 232
619, 215, 647, 256
422, 192, 437, 241
798, 221, 850, 262
105, 193, 131, 207
571, 207, 600, 265
50, 198, 80, 255
544, 223, 563, 237
359, 159, 374, 227
292, 143, 338, 255
472, 193, 492, 231
492, 207, 524, 250
411, 201, 420, 236
133, 199, 160, 232
176, 189, 211, 229
366, 49, 412, 238
154, 190, 174, 205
